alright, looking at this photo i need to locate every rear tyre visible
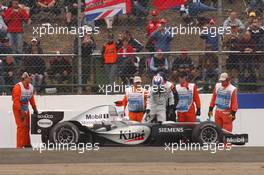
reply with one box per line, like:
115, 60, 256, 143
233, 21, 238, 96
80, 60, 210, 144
49, 121, 80, 145
192, 121, 223, 144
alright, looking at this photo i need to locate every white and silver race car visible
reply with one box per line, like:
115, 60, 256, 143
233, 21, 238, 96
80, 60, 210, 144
31, 105, 248, 146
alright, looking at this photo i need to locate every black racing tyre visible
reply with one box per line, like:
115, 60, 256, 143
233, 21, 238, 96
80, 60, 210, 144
192, 121, 223, 144
49, 121, 80, 144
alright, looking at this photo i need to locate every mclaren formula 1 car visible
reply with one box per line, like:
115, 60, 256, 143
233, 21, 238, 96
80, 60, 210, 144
31, 105, 248, 146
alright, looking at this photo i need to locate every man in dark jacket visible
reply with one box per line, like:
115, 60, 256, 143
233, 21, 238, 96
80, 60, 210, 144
172, 48, 194, 77
23, 37, 45, 92
74, 33, 96, 90
49, 55, 72, 84
237, 31, 257, 91
117, 30, 143, 52
0, 37, 13, 55
2, 56, 17, 94
149, 49, 169, 75
247, 18, 264, 89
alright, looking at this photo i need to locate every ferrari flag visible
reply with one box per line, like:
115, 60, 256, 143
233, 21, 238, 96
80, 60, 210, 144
84, 0, 132, 21
152, 0, 189, 11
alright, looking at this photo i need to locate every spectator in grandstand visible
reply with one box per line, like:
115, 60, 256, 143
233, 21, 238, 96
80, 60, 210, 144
133, 0, 150, 30
146, 10, 161, 37
74, 32, 96, 90
24, 37, 43, 54
237, 31, 258, 91
223, 11, 245, 31
23, 37, 45, 92
0, 36, 13, 55
200, 19, 219, 51
102, 34, 118, 83
118, 38, 135, 61
116, 31, 145, 75
198, 45, 219, 92
105, 16, 114, 31
33, 0, 60, 17
149, 49, 169, 75
247, 18, 264, 51
248, 0, 264, 15
150, 18, 173, 52
117, 30, 143, 52
223, 24, 240, 85
116, 33, 123, 49
0, 3, 7, 39
145, 10, 161, 52
245, 11, 257, 29
2, 0, 30, 54
203, 0, 217, 7
172, 48, 194, 76
238, 30, 256, 55
19, 0, 33, 15
124, 30, 145, 74
64, 0, 78, 27
223, 24, 240, 50
118, 38, 138, 84
46, 53, 72, 88
0, 0, 9, 7
248, 18, 264, 83
2, 56, 18, 94
179, 4, 194, 25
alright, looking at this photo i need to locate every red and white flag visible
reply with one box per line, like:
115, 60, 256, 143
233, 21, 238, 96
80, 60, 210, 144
152, 0, 189, 11
84, 0, 132, 21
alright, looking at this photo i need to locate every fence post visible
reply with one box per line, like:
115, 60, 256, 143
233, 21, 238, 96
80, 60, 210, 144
217, 0, 223, 73
77, 0, 82, 94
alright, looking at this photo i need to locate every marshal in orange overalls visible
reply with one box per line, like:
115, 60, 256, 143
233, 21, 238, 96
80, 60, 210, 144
123, 86, 149, 122
12, 81, 37, 148
209, 82, 238, 132
176, 81, 201, 123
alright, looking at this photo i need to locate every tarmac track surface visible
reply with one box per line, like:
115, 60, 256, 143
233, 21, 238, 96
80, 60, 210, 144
0, 147, 264, 175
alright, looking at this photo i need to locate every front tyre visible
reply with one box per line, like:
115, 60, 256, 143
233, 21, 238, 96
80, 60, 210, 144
49, 121, 80, 144
192, 121, 223, 144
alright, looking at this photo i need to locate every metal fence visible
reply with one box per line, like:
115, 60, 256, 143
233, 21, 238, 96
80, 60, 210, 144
0, 51, 264, 95
0, 0, 264, 94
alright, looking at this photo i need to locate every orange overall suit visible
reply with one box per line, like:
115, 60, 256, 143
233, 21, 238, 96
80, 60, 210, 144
123, 87, 149, 122
176, 82, 201, 122
12, 82, 36, 148
209, 83, 238, 132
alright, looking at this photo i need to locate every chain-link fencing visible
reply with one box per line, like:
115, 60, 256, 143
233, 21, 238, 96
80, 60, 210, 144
0, 0, 264, 94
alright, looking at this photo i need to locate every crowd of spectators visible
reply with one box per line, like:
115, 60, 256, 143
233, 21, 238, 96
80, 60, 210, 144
0, 0, 264, 94
222, 3, 264, 91
0, 0, 75, 94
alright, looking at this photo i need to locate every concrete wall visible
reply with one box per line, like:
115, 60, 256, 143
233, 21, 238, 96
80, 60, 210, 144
0, 95, 263, 148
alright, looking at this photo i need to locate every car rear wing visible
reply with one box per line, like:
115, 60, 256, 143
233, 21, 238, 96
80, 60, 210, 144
31, 111, 64, 135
